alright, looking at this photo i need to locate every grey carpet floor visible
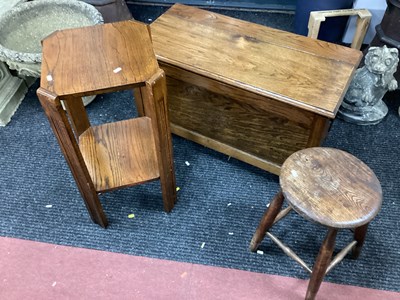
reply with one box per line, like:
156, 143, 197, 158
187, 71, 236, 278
0, 5, 399, 293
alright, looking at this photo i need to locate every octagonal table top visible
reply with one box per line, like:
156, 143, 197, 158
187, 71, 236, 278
40, 20, 159, 97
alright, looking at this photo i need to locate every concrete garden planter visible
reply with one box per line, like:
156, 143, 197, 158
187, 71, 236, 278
0, 0, 103, 78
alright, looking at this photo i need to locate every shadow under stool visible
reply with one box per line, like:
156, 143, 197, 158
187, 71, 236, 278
37, 20, 176, 228
250, 147, 382, 300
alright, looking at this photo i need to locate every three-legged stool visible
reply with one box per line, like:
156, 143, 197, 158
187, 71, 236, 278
37, 21, 176, 228
250, 147, 382, 300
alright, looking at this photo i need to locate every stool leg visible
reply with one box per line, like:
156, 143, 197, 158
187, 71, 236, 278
141, 70, 177, 212
249, 190, 284, 252
306, 228, 337, 300
352, 223, 369, 259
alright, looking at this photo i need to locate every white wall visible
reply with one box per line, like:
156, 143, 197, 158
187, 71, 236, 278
343, 0, 387, 44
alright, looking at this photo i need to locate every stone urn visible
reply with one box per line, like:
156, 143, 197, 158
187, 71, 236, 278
0, 0, 103, 78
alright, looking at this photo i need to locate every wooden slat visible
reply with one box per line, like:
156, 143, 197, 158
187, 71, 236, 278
272, 206, 292, 225
326, 240, 357, 274
79, 117, 160, 192
306, 115, 331, 147
266, 232, 312, 274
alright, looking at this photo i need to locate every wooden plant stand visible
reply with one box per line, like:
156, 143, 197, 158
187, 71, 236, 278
151, 4, 363, 175
37, 21, 176, 228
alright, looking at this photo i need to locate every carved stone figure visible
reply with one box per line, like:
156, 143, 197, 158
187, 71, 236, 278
338, 45, 399, 125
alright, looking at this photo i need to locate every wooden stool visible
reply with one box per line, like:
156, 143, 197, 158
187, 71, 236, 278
250, 147, 382, 300
37, 21, 176, 228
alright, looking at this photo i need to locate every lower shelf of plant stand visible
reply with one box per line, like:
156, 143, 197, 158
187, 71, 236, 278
79, 117, 160, 193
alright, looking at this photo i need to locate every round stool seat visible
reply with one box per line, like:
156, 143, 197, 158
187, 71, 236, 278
280, 147, 382, 228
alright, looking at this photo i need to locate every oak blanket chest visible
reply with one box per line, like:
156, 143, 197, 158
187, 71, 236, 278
150, 4, 362, 175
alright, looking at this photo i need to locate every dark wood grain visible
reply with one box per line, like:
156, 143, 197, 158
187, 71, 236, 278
167, 76, 312, 165
353, 223, 369, 259
280, 147, 382, 228
250, 190, 284, 252
306, 115, 331, 147
306, 228, 338, 300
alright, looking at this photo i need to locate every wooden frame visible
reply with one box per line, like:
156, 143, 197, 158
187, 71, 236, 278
307, 9, 372, 50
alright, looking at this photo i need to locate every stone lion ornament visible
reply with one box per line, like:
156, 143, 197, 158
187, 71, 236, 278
338, 45, 399, 125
